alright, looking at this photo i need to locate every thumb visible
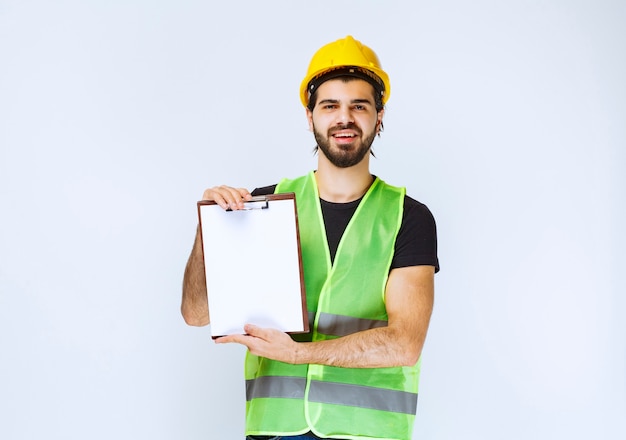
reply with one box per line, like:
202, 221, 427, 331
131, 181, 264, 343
243, 323, 263, 337
243, 324, 270, 341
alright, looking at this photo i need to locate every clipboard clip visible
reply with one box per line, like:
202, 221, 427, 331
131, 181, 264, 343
233, 195, 269, 211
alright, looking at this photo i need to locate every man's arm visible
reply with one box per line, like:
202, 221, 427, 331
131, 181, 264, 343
181, 185, 252, 327
216, 265, 435, 368
181, 226, 210, 326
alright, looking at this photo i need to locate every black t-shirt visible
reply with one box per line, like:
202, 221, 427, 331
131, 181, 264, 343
251, 184, 439, 272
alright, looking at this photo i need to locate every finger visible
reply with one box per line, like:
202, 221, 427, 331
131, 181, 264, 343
215, 333, 246, 344
227, 187, 252, 210
235, 188, 253, 201
213, 186, 251, 210
201, 187, 227, 208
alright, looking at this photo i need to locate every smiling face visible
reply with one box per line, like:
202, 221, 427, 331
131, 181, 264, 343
307, 78, 384, 168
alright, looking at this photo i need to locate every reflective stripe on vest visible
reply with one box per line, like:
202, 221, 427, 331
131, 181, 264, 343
245, 172, 418, 440
247, 376, 417, 414
317, 312, 388, 337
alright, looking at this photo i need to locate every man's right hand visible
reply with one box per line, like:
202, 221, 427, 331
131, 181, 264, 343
202, 185, 252, 211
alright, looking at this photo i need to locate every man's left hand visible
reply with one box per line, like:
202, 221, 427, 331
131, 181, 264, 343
215, 324, 299, 364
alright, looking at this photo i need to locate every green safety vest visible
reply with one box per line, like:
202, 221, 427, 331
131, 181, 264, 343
245, 171, 420, 440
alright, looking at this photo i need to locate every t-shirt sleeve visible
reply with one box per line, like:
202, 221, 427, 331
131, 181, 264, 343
392, 196, 440, 272
251, 185, 277, 196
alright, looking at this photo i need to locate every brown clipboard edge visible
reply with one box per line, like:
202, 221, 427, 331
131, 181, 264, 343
196, 192, 310, 339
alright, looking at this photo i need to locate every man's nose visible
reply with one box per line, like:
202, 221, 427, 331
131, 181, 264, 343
337, 106, 354, 125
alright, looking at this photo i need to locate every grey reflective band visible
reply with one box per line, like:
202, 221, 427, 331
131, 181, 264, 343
309, 381, 417, 414
316, 312, 388, 337
247, 377, 417, 414
246, 376, 306, 400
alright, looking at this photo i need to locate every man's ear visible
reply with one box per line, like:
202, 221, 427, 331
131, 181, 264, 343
376, 109, 385, 134
306, 108, 314, 131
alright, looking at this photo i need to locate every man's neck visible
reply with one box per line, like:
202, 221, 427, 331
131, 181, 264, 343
315, 156, 374, 203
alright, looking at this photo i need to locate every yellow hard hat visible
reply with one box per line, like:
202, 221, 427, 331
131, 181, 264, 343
300, 35, 391, 108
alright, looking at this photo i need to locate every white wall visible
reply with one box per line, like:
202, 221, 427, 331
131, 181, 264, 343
1, 1, 624, 439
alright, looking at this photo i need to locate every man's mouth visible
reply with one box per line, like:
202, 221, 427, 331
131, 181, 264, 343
332, 132, 357, 139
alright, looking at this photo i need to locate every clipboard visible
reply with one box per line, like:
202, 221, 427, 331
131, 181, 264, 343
197, 193, 309, 338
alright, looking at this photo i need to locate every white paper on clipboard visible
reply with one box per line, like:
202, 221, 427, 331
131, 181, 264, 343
197, 193, 309, 338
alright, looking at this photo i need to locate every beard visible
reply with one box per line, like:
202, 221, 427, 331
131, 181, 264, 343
313, 122, 377, 168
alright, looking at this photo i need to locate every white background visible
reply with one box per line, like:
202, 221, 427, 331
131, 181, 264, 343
1, 1, 624, 439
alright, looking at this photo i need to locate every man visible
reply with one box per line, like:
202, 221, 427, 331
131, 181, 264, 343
182, 35, 439, 440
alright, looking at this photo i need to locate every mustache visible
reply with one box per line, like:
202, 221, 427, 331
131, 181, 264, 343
329, 122, 362, 136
